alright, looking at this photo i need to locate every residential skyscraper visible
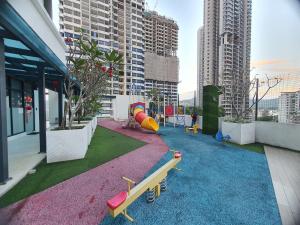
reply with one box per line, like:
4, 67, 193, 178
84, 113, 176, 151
278, 91, 300, 124
197, 0, 252, 117
59, 0, 145, 116
203, 0, 220, 86
197, 27, 204, 108
144, 11, 179, 104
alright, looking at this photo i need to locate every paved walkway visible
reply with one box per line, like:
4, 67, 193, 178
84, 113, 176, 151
265, 146, 300, 225
0, 120, 168, 225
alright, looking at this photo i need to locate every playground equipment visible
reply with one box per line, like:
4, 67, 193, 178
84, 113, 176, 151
216, 130, 231, 142
132, 102, 159, 132
185, 124, 199, 134
107, 150, 182, 222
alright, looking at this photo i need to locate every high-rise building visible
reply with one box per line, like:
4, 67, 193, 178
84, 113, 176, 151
59, 0, 145, 116
203, 0, 220, 86
197, 0, 252, 117
144, 11, 179, 104
278, 91, 300, 124
197, 27, 204, 108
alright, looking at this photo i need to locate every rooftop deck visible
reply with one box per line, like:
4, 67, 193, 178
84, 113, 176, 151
265, 146, 300, 225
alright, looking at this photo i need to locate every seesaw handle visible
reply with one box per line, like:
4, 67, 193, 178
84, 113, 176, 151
122, 176, 136, 184
122, 176, 136, 195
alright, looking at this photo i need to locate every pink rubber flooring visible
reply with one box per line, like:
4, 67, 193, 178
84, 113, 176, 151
0, 119, 168, 225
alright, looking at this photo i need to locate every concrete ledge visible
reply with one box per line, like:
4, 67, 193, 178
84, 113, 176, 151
255, 121, 300, 152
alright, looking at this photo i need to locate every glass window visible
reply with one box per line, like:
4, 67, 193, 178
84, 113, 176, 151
6, 84, 11, 136
10, 79, 24, 134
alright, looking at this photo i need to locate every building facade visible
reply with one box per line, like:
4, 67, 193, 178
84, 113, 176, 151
59, 0, 145, 116
144, 11, 179, 104
278, 91, 300, 124
197, 0, 252, 117
197, 27, 204, 108
0, 0, 67, 187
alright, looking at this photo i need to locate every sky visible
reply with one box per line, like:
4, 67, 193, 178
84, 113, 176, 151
53, 0, 300, 99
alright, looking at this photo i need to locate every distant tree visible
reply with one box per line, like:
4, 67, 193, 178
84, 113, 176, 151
220, 72, 281, 122
185, 106, 191, 115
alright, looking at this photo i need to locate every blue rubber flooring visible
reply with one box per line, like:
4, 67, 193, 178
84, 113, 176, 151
100, 126, 281, 225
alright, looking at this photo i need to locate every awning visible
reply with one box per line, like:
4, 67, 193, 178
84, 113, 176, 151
0, 1, 67, 81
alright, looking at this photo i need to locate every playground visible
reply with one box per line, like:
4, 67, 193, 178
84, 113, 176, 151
99, 124, 281, 225
0, 101, 282, 225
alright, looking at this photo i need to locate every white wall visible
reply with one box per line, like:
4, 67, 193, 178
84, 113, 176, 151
8, 0, 66, 63
255, 122, 300, 152
218, 120, 300, 151
48, 90, 58, 124
168, 115, 203, 129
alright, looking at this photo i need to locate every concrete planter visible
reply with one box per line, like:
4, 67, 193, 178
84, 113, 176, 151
222, 121, 255, 145
92, 117, 97, 133
46, 117, 97, 163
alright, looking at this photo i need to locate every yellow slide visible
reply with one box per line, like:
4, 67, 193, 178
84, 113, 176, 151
133, 107, 159, 132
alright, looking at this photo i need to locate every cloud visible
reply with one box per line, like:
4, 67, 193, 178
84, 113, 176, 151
269, 67, 300, 73
251, 59, 287, 68
251, 59, 300, 74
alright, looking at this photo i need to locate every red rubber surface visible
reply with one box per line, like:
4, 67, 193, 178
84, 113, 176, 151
0, 119, 168, 225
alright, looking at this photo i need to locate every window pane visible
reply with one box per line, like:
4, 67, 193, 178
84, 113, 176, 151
6, 88, 11, 136
11, 89, 24, 134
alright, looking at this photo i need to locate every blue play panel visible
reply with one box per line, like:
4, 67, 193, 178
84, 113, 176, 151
100, 126, 281, 225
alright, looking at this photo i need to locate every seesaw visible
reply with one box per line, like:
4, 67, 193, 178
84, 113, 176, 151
106, 150, 182, 222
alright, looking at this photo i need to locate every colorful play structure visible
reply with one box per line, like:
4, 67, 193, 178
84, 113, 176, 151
107, 150, 182, 222
125, 102, 159, 132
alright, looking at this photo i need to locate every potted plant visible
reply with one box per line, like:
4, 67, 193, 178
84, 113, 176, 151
221, 74, 281, 145
46, 33, 123, 163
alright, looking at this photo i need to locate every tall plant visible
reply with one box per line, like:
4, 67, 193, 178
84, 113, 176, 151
62, 35, 123, 129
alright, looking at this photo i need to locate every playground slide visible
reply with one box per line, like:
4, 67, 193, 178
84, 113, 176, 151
133, 104, 159, 132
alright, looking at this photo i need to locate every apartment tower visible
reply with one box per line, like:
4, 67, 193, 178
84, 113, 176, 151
278, 91, 300, 124
197, 0, 252, 117
197, 27, 204, 108
59, 0, 145, 116
144, 11, 179, 104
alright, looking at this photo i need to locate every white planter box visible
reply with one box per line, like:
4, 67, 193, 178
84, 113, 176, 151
222, 122, 255, 145
92, 117, 97, 133
86, 121, 92, 145
46, 119, 97, 163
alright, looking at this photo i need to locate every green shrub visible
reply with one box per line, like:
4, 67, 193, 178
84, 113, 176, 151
202, 85, 221, 135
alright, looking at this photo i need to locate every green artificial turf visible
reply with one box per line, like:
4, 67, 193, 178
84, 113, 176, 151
226, 142, 265, 154
0, 127, 145, 208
